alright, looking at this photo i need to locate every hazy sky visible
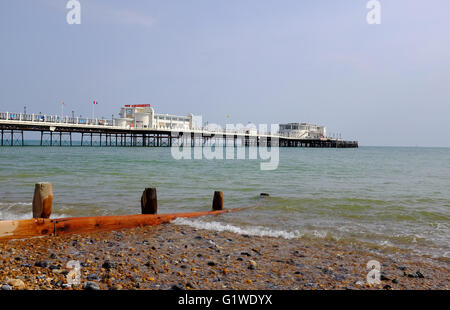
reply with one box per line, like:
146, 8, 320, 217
0, 0, 449, 146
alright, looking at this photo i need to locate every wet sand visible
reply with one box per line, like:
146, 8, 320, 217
0, 223, 449, 290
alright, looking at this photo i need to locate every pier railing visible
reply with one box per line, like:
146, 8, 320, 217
0, 112, 114, 127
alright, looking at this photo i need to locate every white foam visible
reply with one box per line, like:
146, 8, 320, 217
0, 202, 32, 206
0, 210, 32, 220
173, 218, 303, 239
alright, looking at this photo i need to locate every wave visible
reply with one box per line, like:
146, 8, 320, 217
173, 217, 304, 239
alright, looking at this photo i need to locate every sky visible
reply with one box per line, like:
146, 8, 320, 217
0, 0, 449, 147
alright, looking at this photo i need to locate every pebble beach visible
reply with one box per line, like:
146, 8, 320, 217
0, 222, 448, 290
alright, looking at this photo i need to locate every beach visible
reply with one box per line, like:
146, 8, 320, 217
1, 222, 448, 290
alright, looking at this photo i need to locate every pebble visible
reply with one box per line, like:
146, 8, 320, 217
171, 284, 184, 290
20, 263, 32, 268
35, 261, 50, 268
110, 284, 123, 290
102, 261, 115, 269
83, 281, 100, 290
1, 284, 12, 290
7, 279, 26, 290
207, 261, 216, 266
87, 274, 100, 281
248, 260, 257, 270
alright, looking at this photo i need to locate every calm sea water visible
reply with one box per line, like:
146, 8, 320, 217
0, 145, 449, 260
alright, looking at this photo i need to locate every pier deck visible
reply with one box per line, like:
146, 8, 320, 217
0, 113, 358, 148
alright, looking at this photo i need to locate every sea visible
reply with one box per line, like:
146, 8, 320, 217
0, 144, 449, 261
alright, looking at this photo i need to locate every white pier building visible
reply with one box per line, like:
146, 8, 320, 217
116, 104, 194, 130
279, 123, 326, 139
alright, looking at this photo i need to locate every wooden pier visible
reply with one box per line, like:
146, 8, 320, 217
0, 113, 358, 148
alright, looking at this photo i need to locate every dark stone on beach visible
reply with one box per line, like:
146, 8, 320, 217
294, 271, 303, 275
197, 253, 202, 257
1, 284, 12, 290
194, 236, 203, 240
380, 274, 390, 281
83, 281, 100, 290
49, 264, 61, 270
171, 284, 184, 291
383, 284, 392, 290
80, 262, 88, 267
248, 265, 256, 270
398, 266, 407, 271
144, 261, 152, 267
293, 250, 306, 257
207, 261, 216, 266
242, 234, 250, 238
34, 261, 49, 268
392, 279, 399, 284
415, 271, 425, 278
407, 273, 415, 278
87, 274, 100, 281
241, 252, 251, 257
334, 274, 346, 281
14, 257, 21, 261
102, 261, 115, 270
49, 253, 57, 259
252, 248, 262, 255
260, 193, 270, 197
20, 263, 32, 268
180, 265, 187, 269
237, 257, 243, 261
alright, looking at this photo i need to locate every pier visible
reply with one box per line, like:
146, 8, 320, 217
0, 111, 358, 148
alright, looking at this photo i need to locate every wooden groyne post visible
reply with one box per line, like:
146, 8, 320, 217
141, 188, 158, 214
32, 182, 53, 219
212, 191, 223, 211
